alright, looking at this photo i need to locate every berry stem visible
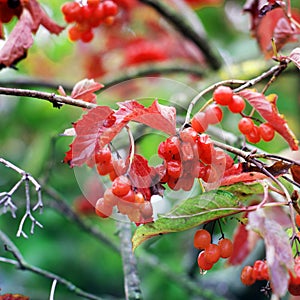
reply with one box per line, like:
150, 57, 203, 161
126, 125, 135, 175
184, 79, 245, 126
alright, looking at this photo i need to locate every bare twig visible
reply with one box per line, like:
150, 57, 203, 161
0, 87, 97, 109
0, 230, 104, 300
0, 158, 43, 237
117, 222, 143, 300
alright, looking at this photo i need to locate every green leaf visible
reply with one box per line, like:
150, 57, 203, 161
132, 189, 250, 250
219, 182, 264, 197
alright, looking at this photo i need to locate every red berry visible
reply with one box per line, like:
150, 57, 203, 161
68, 25, 81, 41
191, 112, 208, 133
122, 189, 135, 203
253, 260, 266, 280
202, 165, 219, 183
289, 283, 300, 296
218, 238, 233, 258
296, 215, 300, 227
102, 0, 118, 16
246, 125, 261, 144
97, 161, 114, 176
204, 243, 221, 264
179, 127, 198, 143
196, 134, 214, 164
95, 147, 111, 164
205, 105, 223, 124
167, 160, 182, 178
95, 197, 113, 218
240, 266, 256, 286
228, 95, 245, 113
197, 251, 214, 271
103, 188, 118, 206
81, 30, 94, 43
213, 86, 233, 106
194, 229, 211, 249
258, 123, 275, 142
238, 117, 254, 134
112, 176, 131, 197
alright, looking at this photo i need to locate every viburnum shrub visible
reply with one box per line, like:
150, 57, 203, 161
1, 0, 300, 299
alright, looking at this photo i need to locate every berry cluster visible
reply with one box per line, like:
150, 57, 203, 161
209, 85, 275, 144
61, 0, 119, 43
241, 257, 300, 296
194, 229, 233, 271
93, 147, 154, 224
240, 260, 269, 286
158, 127, 234, 190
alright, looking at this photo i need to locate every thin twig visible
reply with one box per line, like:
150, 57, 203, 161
49, 279, 58, 300
0, 87, 97, 109
0, 230, 104, 300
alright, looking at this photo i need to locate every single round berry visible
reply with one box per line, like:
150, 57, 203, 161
197, 251, 214, 271
228, 95, 246, 113
246, 125, 261, 144
258, 123, 275, 142
205, 105, 223, 124
194, 229, 211, 249
238, 117, 254, 134
252, 260, 267, 280
102, 0, 118, 16
95, 147, 111, 164
112, 176, 132, 197
204, 243, 221, 264
240, 266, 256, 286
167, 160, 182, 178
213, 86, 233, 106
95, 197, 113, 218
191, 112, 208, 133
81, 30, 94, 43
218, 238, 233, 258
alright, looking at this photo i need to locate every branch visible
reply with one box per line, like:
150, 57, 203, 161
43, 186, 120, 253
117, 222, 143, 300
138, 0, 221, 70
0, 230, 104, 300
0, 86, 97, 109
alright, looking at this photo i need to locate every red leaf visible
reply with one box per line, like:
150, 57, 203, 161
243, 2, 299, 57
68, 106, 114, 166
291, 164, 300, 184
0, 10, 33, 68
128, 154, 153, 188
288, 47, 300, 69
0, 294, 29, 300
71, 79, 104, 104
26, 0, 64, 34
97, 100, 176, 148
68, 100, 176, 166
248, 208, 294, 297
239, 89, 299, 150
227, 219, 260, 265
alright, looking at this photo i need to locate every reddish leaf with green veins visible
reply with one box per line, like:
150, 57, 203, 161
238, 89, 299, 150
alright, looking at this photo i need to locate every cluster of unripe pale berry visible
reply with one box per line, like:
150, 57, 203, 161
191, 85, 275, 144
241, 257, 300, 296
61, 0, 118, 42
193, 229, 233, 271
93, 147, 153, 224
